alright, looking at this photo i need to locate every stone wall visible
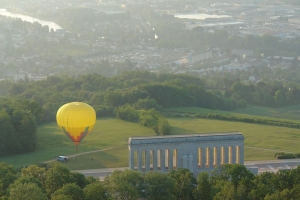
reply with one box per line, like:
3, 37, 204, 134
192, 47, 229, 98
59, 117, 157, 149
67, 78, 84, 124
128, 132, 244, 176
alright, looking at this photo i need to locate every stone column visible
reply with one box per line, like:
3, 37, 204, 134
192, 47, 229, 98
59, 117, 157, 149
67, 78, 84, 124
138, 151, 143, 171
161, 150, 166, 172
209, 147, 214, 168
173, 149, 177, 169
201, 148, 206, 168
145, 150, 150, 171
158, 150, 161, 169
153, 150, 158, 170
239, 145, 244, 165
129, 149, 134, 170
188, 154, 194, 173
224, 146, 229, 164
217, 146, 221, 166
183, 154, 188, 168
232, 146, 236, 164
169, 149, 173, 170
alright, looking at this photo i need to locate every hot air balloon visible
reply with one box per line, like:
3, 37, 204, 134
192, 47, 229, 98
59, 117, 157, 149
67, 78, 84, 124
56, 102, 96, 150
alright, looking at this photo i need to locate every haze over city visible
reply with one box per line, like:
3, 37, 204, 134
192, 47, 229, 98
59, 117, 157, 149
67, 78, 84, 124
1, 0, 300, 200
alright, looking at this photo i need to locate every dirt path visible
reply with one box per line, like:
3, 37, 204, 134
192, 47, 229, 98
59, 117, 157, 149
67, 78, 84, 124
44, 145, 127, 163
44, 145, 293, 164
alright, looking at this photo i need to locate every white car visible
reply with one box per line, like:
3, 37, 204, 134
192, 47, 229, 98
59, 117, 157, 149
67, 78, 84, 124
56, 156, 68, 162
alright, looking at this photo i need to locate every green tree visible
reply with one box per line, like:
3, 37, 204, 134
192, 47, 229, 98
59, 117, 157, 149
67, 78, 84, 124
134, 97, 163, 111
211, 164, 254, 196
264, 188, 294, 200
71, 172, 87, 189
144, 171, 176, 200
138, 109, 160, 130
18, 114, 37, 152
9, 183, 47, 200
83, 181, 108, 200
116, 104, 140, 122
10, 176, 44, 192
104, 91, 123, 107
157, 117, 171, 135
167, 168, 196, 200
44, 163, 75, 196
0, 162, 17, 197
51, 183, 83, 200
104, 170, 144, 200
195, 172, 212, 200
275, 90, 286, 106
21, 165, 46, 184
249, 172, 276, 200
0, 110, 15, 156
214, 181, 234, 200
84, 176, 98, 186
51, 194, 72, 200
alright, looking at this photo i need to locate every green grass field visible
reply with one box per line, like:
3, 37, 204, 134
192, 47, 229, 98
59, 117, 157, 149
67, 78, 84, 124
1, 116, 300, 170
166, 105, 300, 121
0, 118, 156, 169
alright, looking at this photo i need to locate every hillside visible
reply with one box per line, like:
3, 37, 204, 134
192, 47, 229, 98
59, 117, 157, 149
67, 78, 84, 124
1, 116, 300, 169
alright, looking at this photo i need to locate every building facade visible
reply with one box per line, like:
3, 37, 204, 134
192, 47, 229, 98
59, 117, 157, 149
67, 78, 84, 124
128, 132, 244, 176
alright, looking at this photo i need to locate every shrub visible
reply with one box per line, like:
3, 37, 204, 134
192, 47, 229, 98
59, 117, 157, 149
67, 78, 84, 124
116, 104, 139, 122
275, 152, 296, 159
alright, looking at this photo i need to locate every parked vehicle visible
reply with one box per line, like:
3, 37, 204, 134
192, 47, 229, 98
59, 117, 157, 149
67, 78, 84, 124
56, 156, 68, 162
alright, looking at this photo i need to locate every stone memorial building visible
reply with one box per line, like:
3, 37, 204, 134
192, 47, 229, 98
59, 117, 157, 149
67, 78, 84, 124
128, 132, 244, 176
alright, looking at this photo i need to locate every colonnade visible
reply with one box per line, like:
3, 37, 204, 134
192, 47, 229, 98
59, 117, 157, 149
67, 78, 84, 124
128, 132, 245, 175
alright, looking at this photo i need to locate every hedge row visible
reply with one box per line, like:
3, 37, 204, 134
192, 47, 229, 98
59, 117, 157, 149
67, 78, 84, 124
163, 112, 300, 129
275, 152, 300, 159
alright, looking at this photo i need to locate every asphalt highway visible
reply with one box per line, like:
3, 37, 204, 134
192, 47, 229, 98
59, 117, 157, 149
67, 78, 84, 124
73, 159, 300, 180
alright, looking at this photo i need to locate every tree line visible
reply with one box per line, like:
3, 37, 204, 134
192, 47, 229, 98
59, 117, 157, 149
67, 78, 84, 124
1, 162, 300, 200
0, 98, 41, 156
1, 71, 242, 125
228, 80, 300, 107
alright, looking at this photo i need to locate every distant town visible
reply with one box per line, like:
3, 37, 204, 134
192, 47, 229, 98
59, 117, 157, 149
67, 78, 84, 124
0, 0, 300, 83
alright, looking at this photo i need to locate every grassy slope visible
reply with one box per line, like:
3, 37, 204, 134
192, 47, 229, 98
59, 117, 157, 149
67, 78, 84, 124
2, 116, 300, 170
0, 118, 156, 169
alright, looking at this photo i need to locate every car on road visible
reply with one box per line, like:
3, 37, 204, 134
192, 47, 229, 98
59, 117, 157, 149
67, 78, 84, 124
56, 156, 68, 162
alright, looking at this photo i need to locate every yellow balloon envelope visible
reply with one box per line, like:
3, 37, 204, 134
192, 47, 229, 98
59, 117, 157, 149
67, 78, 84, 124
56, 102, 96, 148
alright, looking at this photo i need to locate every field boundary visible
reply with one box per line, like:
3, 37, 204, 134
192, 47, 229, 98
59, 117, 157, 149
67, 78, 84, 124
44, 145, 127, 163
164, 111, 300, 130
245, 146, 295, 154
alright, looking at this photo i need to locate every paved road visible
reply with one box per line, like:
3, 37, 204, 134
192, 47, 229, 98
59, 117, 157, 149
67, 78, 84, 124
245, 159, 300, 173
73, 167, 128, 181
73, 159, 300, 179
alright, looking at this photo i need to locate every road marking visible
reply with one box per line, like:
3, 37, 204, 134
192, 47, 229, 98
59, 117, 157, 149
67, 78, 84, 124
285, 165, 291, 169
268, 165, 276, 172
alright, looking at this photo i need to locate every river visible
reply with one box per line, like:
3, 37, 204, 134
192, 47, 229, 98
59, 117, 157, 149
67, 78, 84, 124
174, 13, 232, 20
0, 9, 62, 31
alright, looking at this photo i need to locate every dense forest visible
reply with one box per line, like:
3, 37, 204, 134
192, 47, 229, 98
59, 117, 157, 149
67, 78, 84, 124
0, 162, 300, 200
0, 72, 244, 124
2, 71, 300, 121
